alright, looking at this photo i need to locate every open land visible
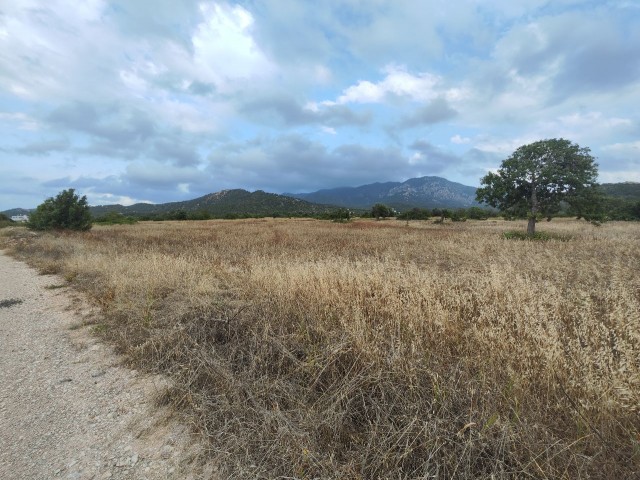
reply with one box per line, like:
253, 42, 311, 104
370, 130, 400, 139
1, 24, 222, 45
2, 218, 639, 479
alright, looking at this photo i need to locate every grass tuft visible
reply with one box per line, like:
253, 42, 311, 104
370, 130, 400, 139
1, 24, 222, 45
503, 230, 573, 241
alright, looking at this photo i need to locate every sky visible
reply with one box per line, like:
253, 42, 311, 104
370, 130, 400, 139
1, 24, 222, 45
1, 0, 639, 210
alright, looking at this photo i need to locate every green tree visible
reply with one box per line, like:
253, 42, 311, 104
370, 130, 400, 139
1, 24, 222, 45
476, 138, 599, 235
371, 203, 393, 220
28, 189, 92, 231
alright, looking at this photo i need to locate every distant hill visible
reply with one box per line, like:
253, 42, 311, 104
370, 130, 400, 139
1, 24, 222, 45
89, 189, 337, 217
1, 208, 33, 217
599, 182, 640, 201
287, 176, 479, 209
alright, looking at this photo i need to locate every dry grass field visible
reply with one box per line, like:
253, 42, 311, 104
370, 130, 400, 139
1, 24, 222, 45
3, 218, 639, 479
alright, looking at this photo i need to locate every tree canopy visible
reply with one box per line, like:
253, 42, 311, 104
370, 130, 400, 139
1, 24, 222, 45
371, 203, 394, 220
476, 138, 599, 234
28, 189, 93, 231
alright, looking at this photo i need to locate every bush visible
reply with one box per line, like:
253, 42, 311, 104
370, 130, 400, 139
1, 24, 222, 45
322, 208, 351, 222
28, 189, 92, 231
371, 203, 394, 220
0, 213, 14, 229
396, 208, 431, 220
94, 211, 138, 225
450, 209, 467, 222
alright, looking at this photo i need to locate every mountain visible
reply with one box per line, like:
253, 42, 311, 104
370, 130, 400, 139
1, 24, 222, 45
287, 176, 479, 210
1, 208, 33, 217
88, 189, 337, 217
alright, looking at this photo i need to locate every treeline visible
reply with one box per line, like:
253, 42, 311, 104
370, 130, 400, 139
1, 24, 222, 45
83, 197, 640, 226
94, 209, 347, 223
396, 206, 497, 221
596, 197, 640, 221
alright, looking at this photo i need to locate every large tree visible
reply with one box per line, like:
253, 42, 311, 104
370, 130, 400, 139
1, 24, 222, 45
28, 188, 93, 231
476, 139, 599, 235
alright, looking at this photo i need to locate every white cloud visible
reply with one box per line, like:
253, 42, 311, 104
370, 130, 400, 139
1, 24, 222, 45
598, 170, 640, 183
321, 126, 337, 135
601, 141, 640, 155
451, 135, 471, 144
558, 112, 632, 129
0, 112, 40, 131
191, 3, 275, 92
89, 193, 151, 207
327, 65, 446, 105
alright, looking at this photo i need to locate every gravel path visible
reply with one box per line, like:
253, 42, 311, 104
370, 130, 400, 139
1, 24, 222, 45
0, 251, 215, 480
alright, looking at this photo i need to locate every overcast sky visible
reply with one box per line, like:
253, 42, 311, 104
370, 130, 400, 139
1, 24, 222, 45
1, 1, 639, 209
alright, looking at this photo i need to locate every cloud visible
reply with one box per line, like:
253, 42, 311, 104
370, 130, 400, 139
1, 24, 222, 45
409, 141, 463, 173
485, 9, 640, 105
1, 1, 639, 210
205, 135, 408, 192
397, 97, 458, 128
152, 139, 201, 167
48, 102, 156, 146
41, 174, 155, 205
239, 94, 371, 127
125, 162, 208, 189
326, 65, 460, 105
451, 135, 471, 144
599, 141, 640, 174
191, 3, 276, 92
16, 139, 70, 156
205, 135, 475, 193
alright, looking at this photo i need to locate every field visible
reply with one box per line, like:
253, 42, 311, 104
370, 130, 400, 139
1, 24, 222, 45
3, 218, 639, 478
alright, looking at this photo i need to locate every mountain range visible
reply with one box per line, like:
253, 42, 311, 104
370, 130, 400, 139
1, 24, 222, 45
88, 189, 335, 217
3, 178, 639, 218
287, 176, 479, 209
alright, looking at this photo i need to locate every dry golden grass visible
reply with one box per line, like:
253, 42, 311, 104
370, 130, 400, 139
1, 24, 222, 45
4, 218, 639, 478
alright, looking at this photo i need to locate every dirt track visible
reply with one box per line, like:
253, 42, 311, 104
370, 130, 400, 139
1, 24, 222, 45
0, 251, 212, 480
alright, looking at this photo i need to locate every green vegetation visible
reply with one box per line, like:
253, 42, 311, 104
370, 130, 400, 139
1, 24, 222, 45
603, 198, 640, 220
477, 138, 599, 234
94, 211, 138, 225
503, 230, 573, 241
319, 208, 351, 222
0, 213, 14, 229
396, 207, 432, 220
89, 189, 337, 219
28, 189, 92, 231
397, 206, 495, 222
371, 203, 394, 219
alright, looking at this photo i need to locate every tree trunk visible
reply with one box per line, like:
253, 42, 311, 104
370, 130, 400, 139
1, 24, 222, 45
527, 216, 536, 235
529, 177, 538, 236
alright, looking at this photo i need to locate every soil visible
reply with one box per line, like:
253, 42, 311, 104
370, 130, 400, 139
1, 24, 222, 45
0, 251, 217, 480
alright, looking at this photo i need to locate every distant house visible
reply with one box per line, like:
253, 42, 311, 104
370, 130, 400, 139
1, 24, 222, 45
10, 215, 29, 222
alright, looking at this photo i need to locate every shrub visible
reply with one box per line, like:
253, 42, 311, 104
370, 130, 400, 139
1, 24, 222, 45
371, 203, 394, 220
323, 208, 351, 222
94, 211, 138, 225
0, 213, 14, 229
396, 208, 431, 220
28, 189, 92, 231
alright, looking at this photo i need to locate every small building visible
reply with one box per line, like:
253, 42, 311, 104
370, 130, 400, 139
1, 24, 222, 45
10, 215, 29, 222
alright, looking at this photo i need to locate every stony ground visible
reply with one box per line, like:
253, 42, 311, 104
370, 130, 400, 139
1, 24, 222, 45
0, 251, 216, 480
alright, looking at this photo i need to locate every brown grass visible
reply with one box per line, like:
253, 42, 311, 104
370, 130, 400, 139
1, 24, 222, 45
4, 218, 639, 478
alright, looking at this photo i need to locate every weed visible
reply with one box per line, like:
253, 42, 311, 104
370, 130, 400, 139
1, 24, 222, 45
503, 230, 573, 241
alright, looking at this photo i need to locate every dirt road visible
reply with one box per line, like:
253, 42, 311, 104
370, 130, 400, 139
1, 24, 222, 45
0, 251, 211, 480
